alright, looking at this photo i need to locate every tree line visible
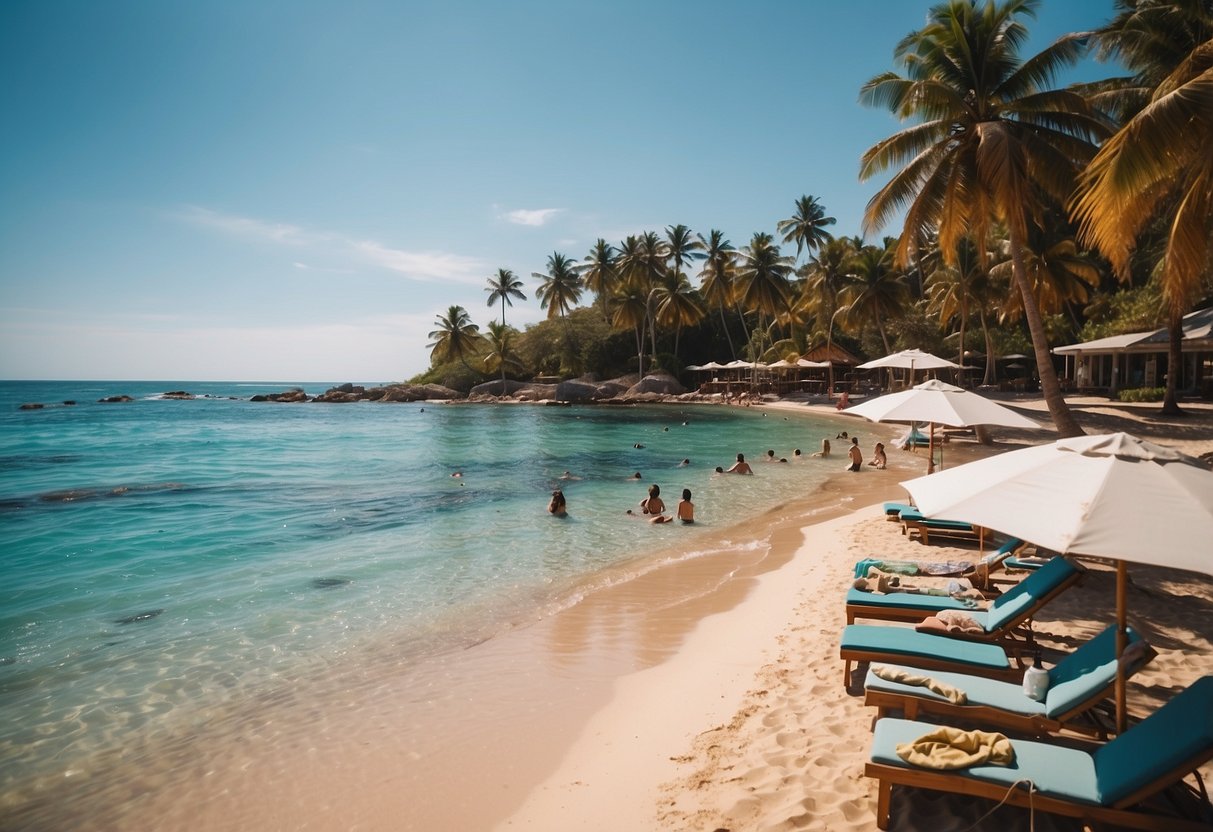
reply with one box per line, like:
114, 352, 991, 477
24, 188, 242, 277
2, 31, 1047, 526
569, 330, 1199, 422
420, 0, 1213, 433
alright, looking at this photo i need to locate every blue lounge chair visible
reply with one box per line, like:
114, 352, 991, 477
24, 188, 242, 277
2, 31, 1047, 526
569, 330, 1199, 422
840, 624, 1023, 685
846, 554, 1082, 626
864, 675, 1213, 830
882, 502, 915, 520
863, 624, 1156, 738
853, 538, 1026, 580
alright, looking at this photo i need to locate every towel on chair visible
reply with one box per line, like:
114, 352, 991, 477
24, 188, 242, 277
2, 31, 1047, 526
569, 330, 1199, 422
871, 664, 968, 705
895, 726, 1015, 770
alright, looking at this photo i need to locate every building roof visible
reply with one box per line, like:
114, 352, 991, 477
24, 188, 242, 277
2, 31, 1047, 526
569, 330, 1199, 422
1054, 306, 1213, 355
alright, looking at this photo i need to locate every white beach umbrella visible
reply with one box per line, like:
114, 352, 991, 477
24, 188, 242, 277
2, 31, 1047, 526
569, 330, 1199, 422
857, 348, 960, 371
843, 380, 1040, 472
797, 359, 830, 368
700, 361, 726, 371
900, 432, 1213, 731
766, 359, 797, 369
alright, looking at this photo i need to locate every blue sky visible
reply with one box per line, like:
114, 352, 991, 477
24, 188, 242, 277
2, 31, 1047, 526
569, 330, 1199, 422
1, 0, 1118, 382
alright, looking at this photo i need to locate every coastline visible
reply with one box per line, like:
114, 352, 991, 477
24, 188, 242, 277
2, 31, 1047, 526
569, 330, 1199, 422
8, 392, 1211, 830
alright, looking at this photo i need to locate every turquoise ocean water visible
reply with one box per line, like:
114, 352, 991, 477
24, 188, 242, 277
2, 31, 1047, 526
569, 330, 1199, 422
0, 380, 849, 820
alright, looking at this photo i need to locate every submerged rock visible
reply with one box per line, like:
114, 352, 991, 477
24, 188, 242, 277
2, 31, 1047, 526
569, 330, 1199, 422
98, 395, 134, 404
18, 403, 44, 410
311, 577, 351, 590
114, 609, 165, 625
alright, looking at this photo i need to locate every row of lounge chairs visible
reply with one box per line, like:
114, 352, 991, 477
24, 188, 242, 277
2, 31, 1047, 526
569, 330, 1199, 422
842, 504, 1213, 829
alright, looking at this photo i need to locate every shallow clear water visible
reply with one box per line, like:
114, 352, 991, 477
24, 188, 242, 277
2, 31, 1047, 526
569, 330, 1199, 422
0, 380, 846, 805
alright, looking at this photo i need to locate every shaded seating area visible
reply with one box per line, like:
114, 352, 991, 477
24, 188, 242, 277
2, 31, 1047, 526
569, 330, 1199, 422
862, 624, 1155, 739
846, 554, 1082, 626
864, 675, 1213, 831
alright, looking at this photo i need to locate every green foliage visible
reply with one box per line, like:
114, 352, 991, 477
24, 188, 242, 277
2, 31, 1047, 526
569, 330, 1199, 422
410, 360, 483, 393
1117, 387, 1166, 403
1080, 284, 1165, 341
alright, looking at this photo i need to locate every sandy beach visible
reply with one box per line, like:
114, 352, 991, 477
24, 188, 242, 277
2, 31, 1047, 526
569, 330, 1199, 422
497, 396, 1213, 831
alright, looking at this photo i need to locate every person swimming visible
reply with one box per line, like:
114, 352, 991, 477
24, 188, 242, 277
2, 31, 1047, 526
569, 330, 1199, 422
678, 458, 691, 467
547, 489, 568, 517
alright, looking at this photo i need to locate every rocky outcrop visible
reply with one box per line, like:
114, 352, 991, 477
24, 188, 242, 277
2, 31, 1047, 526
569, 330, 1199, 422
162, 391, 193, 399
314, 384, 365, 403
18, 403, 44, 410
555, 380, 600, 402
623, 373, 686, 398
469, 379, 530, 399
251, 388, 310, 403
98, 395, 134, 403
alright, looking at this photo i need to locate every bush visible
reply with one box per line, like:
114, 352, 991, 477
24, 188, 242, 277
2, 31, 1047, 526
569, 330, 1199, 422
1117, 387, 1166, 403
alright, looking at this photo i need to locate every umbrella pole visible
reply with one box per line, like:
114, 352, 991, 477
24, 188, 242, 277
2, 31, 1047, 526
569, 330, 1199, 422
1116, 560, 1128, 734
927, 422, 936, 474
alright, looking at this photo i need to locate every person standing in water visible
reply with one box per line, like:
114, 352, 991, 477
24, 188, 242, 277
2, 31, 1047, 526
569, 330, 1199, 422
639, 484, 666, 516
676, 489, 695, 524
847, 437, 863, 472
548, 490, 568, 516
726, 453, 753, 474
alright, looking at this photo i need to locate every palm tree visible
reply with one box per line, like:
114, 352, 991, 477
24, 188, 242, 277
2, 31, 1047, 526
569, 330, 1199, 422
533, 252, 583, 322
776, 195, 836, 266
617, 232, 668, 369
653, 270, 706, 361
802, 236, 857, 341
611, 283, 650, 377
482, 321, 525, 389
859, 0, 1109, 437
665, 223, 705, 281
427, 305, 484, 373
1072, 0, 1213, 414
579, 239, 620, 322
990, 235, 1102, 323
735, 232, 794, 375
840, 242, 910, 355
485, 268, 527, 327
697, 229, 740, 359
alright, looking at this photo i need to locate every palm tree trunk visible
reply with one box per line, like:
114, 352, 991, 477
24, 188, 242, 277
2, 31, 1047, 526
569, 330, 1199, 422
980, 310, 996, 386
957, 302, 967, 388
1160, 310, 1185, 416
718, 306, 737, 360
1008, 229, 1084, 438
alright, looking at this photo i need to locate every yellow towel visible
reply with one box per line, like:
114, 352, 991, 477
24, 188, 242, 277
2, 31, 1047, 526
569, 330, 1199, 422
895, 726, 1015, 770
871, 664, 968, 705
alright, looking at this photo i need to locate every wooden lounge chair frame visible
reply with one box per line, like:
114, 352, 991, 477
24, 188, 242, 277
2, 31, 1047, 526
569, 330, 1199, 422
900, 511, 986, 546
863, 679, 1213, 832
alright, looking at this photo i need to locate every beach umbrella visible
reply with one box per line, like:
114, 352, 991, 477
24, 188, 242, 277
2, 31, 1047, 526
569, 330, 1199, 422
700, 361, 726, 371
900, 432, 1213, 732
842, 379, 1040, 473
797, 359, 830, 368
858, 348, 960, 390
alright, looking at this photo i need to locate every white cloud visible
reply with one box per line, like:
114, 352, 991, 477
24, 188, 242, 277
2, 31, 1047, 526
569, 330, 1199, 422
178, 206, 308, 244
349, 240, 483, 284
176, 206, 483, 284
504, 207, 562, 227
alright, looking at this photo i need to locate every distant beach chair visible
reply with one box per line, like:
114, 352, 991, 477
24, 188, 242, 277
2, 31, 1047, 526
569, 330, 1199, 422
898, 509, 984, 546
864, 675, 1213, 831
863, 624, 1155, 739
846, 553, 1082, 627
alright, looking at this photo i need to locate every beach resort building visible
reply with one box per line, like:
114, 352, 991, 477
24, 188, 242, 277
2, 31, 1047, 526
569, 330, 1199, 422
1054, 306, 1213, 398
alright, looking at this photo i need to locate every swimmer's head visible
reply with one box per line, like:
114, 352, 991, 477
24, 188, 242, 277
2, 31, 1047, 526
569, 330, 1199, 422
715, 466, 724, 473
682, 489, 692, 500
736, 453, 745, 462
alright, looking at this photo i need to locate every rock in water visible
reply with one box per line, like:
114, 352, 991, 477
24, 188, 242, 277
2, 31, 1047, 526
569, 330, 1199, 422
114, 609, 165, 625
311, 577, 351, 590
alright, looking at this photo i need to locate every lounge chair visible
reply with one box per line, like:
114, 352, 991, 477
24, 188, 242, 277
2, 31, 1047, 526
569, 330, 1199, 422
899, 509, 984, 546
840, 624, 1025, 686
882, 502, 915, 521
863, 624, 1156, 739
852, 537, 1026, 581
846, 554, 1083, 626
864, 675, 1213, 831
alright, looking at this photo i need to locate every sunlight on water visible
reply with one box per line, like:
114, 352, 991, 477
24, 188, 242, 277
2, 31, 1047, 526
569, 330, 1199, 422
0, 381, 850, 806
